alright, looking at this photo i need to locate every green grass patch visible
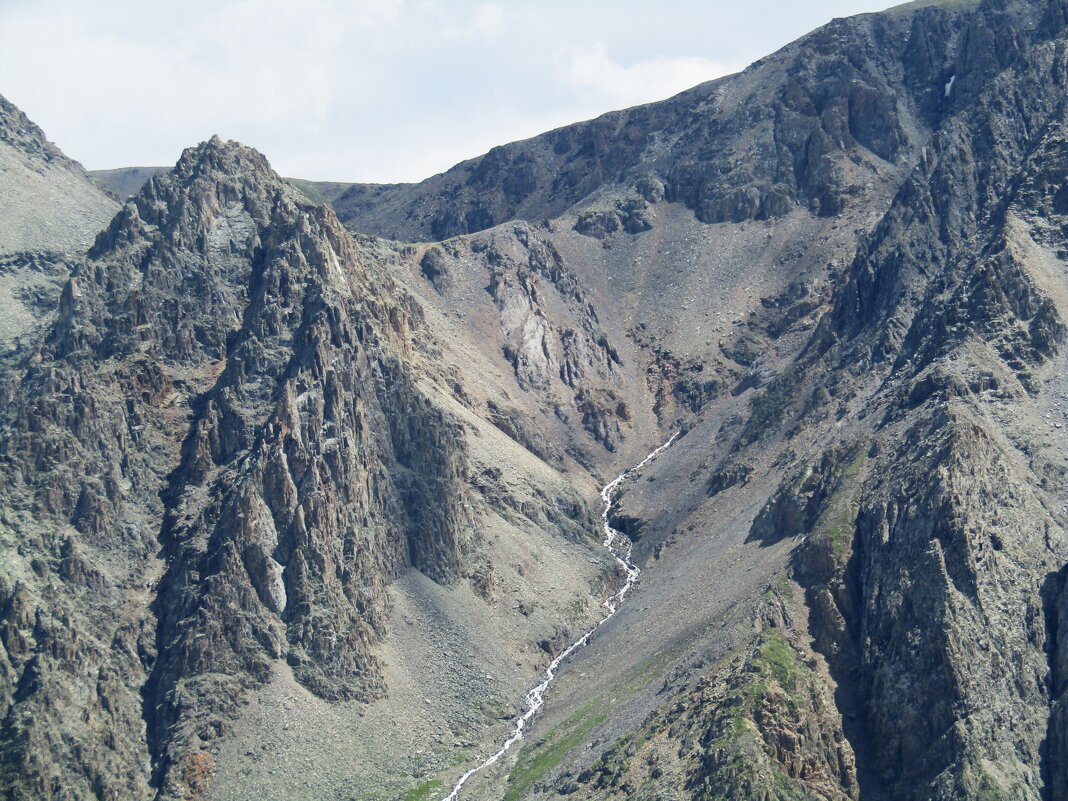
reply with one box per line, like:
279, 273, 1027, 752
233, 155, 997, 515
757, 633, 802, 692
817, 447, 868, 558
842, 448, 868, 482
825, 505, 860, 557
729, 714, 751, 740
403, 779, 443, 801
617, 648, 676, 697
727, 632, 809, 714
741, 678, 769, 712
504, 698, 608, 801
503, 646, 684, 800
765, 571, 793, 599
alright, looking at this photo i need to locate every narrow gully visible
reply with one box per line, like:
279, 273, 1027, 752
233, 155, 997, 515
441, 432, 679, 801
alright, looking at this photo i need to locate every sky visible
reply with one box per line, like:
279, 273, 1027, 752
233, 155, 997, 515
0, 0, 896, 184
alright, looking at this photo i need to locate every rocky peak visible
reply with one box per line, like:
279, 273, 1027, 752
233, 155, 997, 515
91, 135, 286, 255
6, 3, 1068, 800
63, 137, 374, 372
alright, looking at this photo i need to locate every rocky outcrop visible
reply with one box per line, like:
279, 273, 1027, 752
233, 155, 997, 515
475, 229, 612, 393
9, 3, 1068, 801
757, 6, 1068, 798
419, 223, 632, 456
549, 5, 1068, 800
419, 245, 452, 294
574, 198, 654, 239
561, 593, 858, 801
1049, 565, 1068, 800
749, 444, 865, 548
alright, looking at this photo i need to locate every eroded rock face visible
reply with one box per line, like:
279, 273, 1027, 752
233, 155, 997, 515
1049, 565, 1068, 799
545, 4, 1068, 800
421, 223, 632, 457
574, 199, 654, 239
742, 5, 1068, 798
476, 227, 621, 394
855, 414, 1058, 798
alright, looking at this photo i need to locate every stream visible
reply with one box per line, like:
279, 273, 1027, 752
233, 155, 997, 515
441, 432, 679, 801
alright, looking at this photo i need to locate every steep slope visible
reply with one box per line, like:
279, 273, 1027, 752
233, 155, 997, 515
0, 96, 118, 345
0, 95, 117, 255
297, 2, 1068, 800
6, 1, 1068, 801
778, 3, 1068, 792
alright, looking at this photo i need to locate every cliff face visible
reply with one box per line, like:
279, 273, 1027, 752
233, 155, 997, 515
779, 5, 1068, 797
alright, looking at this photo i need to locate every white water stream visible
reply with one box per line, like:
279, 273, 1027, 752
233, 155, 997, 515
441, 432, 679, 801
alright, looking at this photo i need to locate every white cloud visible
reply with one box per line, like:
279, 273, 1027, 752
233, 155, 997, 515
563, 42, 737, 109
442, 2, 506, 39
0, 0, 402, 167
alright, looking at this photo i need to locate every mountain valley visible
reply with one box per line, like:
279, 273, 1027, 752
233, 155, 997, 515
4, 1, 1068, 800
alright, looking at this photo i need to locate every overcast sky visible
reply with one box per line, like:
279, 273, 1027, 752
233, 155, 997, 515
0, 0, 896, 183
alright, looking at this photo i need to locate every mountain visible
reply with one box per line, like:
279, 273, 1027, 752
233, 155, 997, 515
303, 0, 943, 244
89, 168, 352, 210
481, 2, 1068, 799
0, 95, 117, 255
0, 95, 118, 346
2, 0, 1068, 800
